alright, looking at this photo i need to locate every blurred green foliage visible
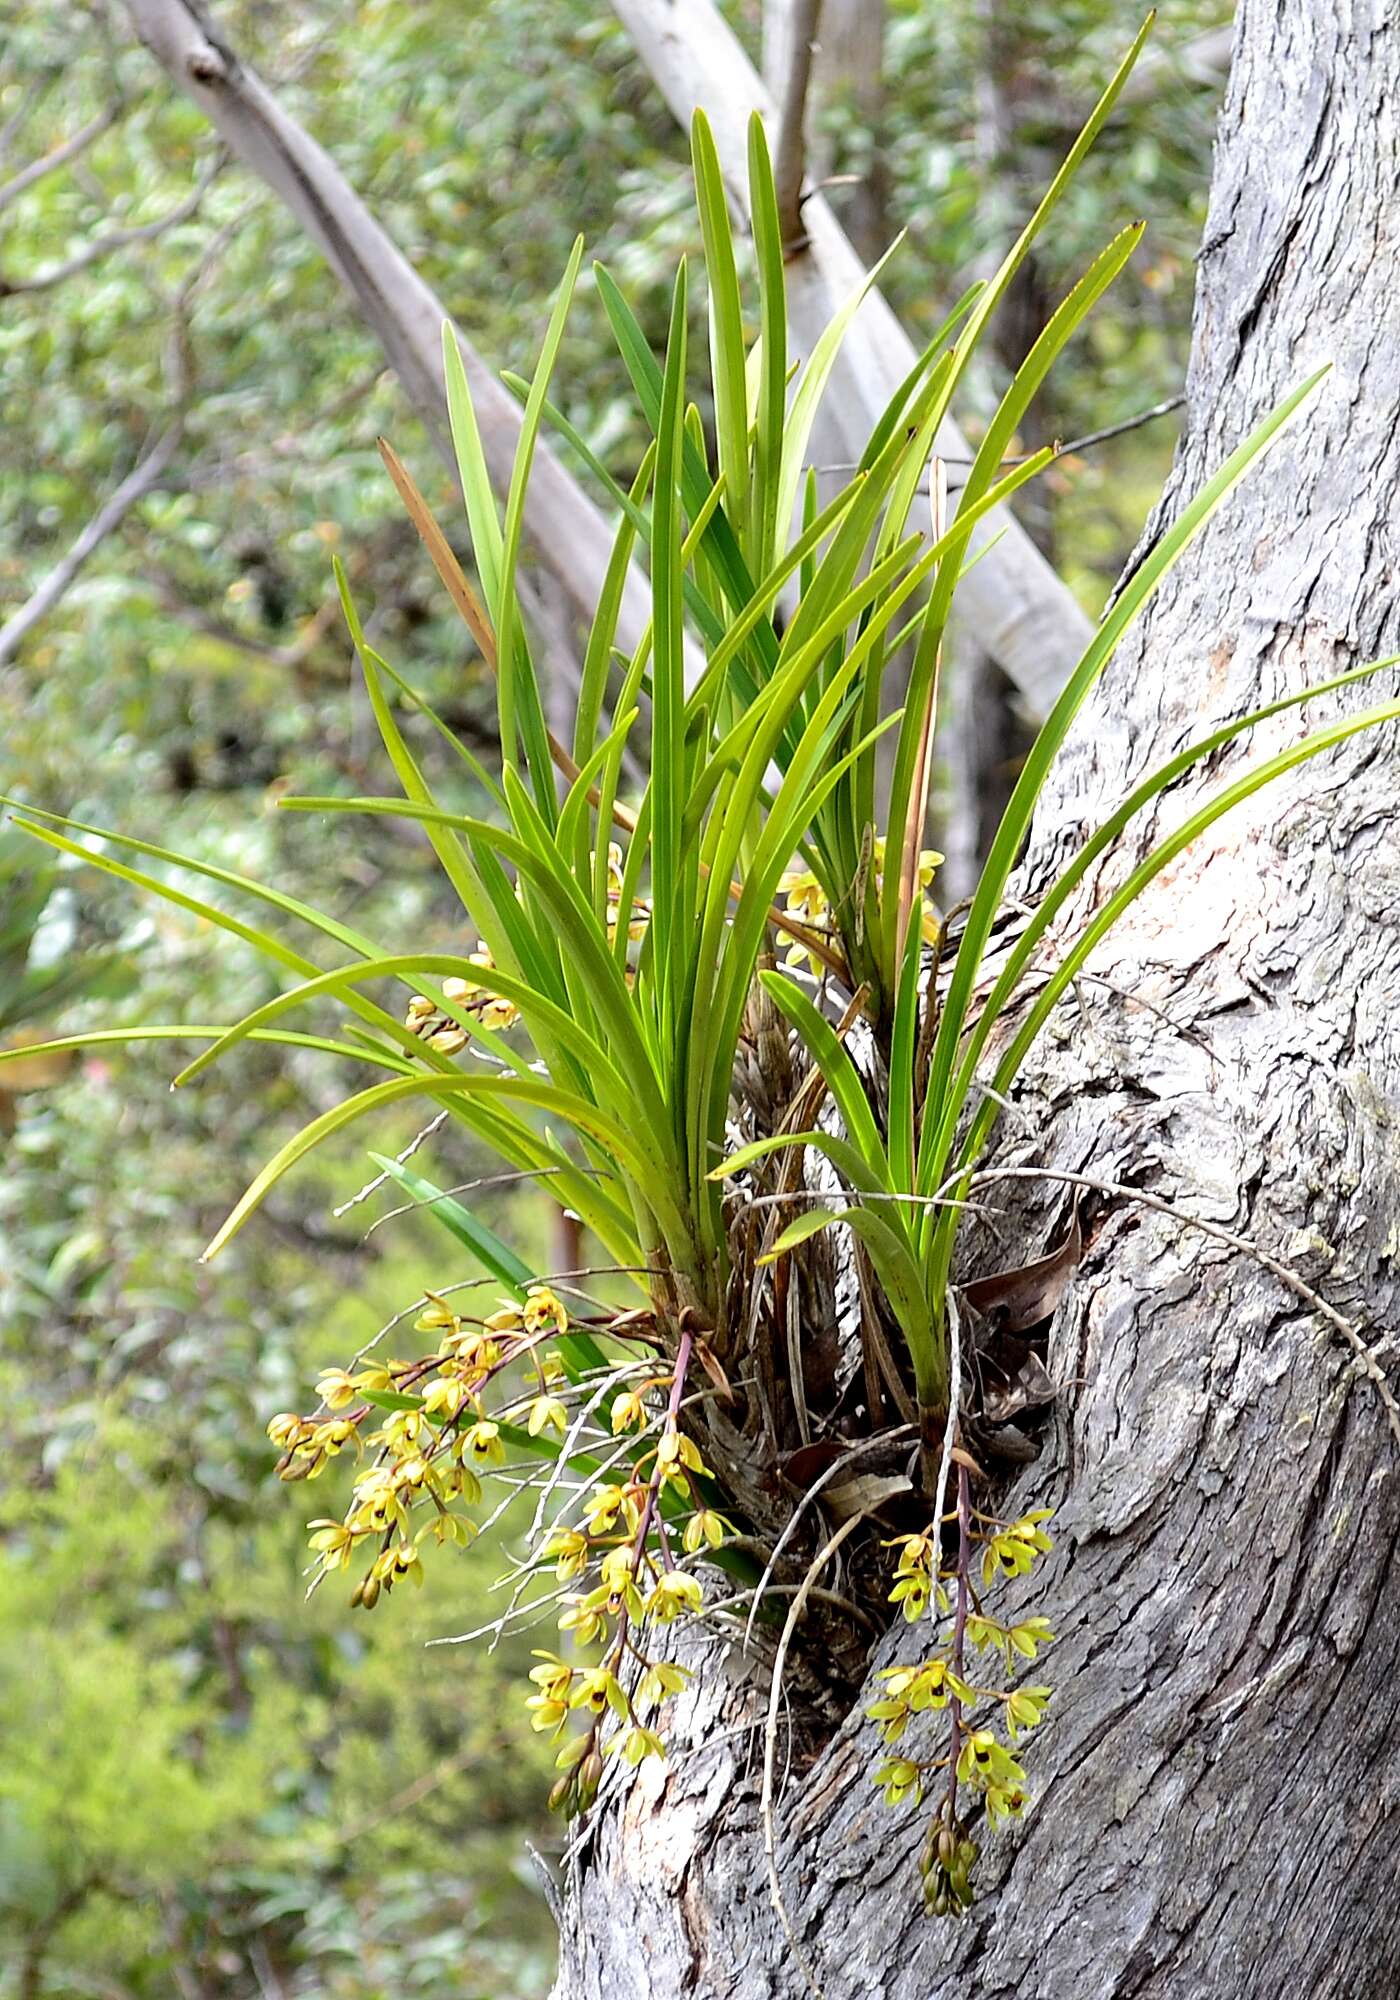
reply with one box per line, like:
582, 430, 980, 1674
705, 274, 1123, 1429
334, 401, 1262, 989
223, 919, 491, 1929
0, 0, 1224, 1990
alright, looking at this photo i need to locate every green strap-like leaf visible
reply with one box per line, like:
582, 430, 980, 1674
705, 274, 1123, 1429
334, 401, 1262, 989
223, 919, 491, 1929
367, 1153, 611, 1375
747, 112, 787, 572
576, 447, 654, 766
755, 971, 891, 1191
773, 231, 905, 572
943, 649, 1400, 1179
0, 1025, 414, 1073
917, 365, 1329, 1204
443, 324, 504, 609
201, 1069, 694, 1265
692, 110, 751, 552
494, 236, 584, 816
276, 793, 671, 1138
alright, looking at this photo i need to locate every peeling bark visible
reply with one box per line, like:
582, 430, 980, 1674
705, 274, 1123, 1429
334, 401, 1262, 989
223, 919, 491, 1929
553, 7, 1400, 1995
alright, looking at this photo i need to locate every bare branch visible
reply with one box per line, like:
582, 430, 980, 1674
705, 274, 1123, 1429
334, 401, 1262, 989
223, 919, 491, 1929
0, 71, 55, 169
0, 149, 220, 295
137, 564, 341, 671
0, 98, 125, 214
0, 228, 220, 666
119, 0, 659, 671
773, 0, 823, 248
0, 420, 181, 666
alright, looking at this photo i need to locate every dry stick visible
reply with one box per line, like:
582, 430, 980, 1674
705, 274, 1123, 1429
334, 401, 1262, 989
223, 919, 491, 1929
0, 97, 124, 213
761, 1511, 866, 2000
0, 150, 223, 294
381, 433, 599, 784
951, 1165, 1400, 1447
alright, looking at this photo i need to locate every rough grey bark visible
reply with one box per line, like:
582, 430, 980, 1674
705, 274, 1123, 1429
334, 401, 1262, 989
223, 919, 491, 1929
552, 6, 1400, 1995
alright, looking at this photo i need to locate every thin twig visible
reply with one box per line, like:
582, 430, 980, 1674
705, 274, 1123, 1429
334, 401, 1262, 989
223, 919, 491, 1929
815, 393, 1186, 481
0, 97, 125, 214
1029, 394, 1186, 462
350, 1273, 515, 1366
359, 1162, 574, 1237
332, 1110, 447, 1216
0, 150, 223, 295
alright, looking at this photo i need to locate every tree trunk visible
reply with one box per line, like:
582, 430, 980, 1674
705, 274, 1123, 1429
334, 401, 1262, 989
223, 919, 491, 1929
552, 7, 1400, 1995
